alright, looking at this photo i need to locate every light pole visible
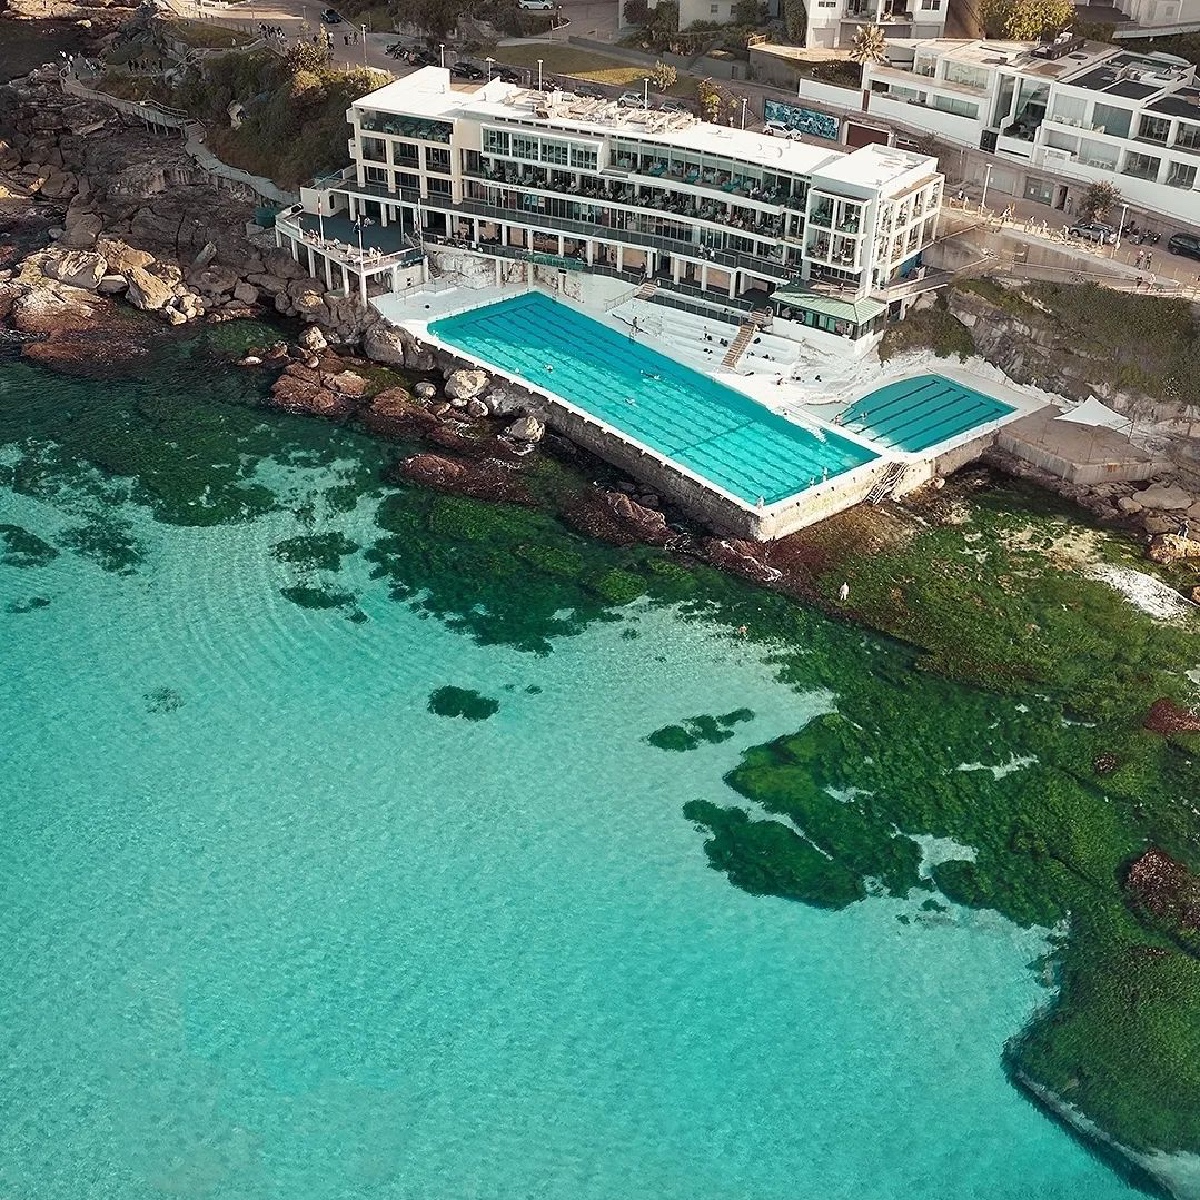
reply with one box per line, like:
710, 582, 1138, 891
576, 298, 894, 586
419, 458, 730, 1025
980, 163, 992, 211
439, 43, 445, 68
360, 24, 367, 68
740, 96, 747, 129
1114, 201, 1129, 253
485, 56, 494, 80
643, 75, 648, 108
537, 58, 543, 91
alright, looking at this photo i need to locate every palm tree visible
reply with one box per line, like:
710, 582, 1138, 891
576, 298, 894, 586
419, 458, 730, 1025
849, 24, 887, 113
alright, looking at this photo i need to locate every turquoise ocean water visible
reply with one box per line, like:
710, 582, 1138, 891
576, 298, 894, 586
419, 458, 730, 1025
0, 338, 1147, 1199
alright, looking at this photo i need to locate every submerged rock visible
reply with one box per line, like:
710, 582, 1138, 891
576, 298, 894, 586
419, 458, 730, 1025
397, 453, 534, 505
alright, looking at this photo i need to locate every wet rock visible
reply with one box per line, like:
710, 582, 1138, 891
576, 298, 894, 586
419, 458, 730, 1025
415, 380, 437, 400
363, 320, 435, 371
465, 398, 490, 419
163, 307, 188, 326
396, 453, 534, 505
322, 370, 368, 398
559, 489, 673, 547
484, 384, 524, 416
506, 415, 544, 443
703, 538, 784, 586
10, 284, 98, 337
445, 367, 490, 402
269, 364, 357, 419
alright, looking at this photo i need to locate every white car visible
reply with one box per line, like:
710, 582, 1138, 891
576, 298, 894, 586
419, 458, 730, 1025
763, 121, 800, 139
518, 0, 555, 8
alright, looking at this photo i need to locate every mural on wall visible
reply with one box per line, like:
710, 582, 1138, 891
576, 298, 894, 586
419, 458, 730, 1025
763, 99, 840, 141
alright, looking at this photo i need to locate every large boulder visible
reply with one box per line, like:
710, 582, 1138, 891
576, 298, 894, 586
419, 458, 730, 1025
445, 367, 490, 401
97, 274, 128, 295
1132, 483, 1194, 511
397, 453, 535, 505
10, 283, 99, 337
124, 266, 174, 312
95, 238, 154, 275
60, 210, 103, 250
484, 384, 524, 416
188, 264, 240, 298
298, 324, 327, 353
232, 281, 260, 305
322, 370, 368, 398
1147, 533, 1200, 565
42, 249, 107, 291
506, 415, 545, 443
363, 320, 435, 371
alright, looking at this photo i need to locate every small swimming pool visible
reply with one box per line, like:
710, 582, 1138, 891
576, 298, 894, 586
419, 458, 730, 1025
430, 292, 877, 506
841, 374, 1015, 453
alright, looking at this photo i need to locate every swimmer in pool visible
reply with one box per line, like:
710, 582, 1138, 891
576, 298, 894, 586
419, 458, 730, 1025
545, 364, 554, 372
640, 371, 661, 380
625, 396, 637, 406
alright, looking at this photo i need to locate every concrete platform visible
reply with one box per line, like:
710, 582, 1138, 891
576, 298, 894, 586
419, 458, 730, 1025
997, 407, 1158, 484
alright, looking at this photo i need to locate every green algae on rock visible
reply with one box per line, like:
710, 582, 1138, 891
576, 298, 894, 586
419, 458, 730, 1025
427, 685, 500, 722
647, 710, 755, 752
270, 532, 360, 572
0, 524, 59, 569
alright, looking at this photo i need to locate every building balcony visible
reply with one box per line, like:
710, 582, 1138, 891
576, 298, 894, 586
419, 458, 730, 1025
275, 206, 424, 270
462, 170, 788, 241
423, 193, 797, 280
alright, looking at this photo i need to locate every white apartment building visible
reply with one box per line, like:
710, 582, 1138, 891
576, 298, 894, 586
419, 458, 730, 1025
800, 36, 1200, 225
295, 67, 943, 341
804, 0, 948, 51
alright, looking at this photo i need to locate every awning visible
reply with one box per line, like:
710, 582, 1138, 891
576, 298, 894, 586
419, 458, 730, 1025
1054, 397, 1132, 431
771, 290, 887, 325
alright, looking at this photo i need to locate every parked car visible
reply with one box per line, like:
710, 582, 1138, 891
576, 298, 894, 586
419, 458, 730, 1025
320, 7, 341, 22
763, 121, 800, 139
451, 61, 486, 80
575, 84, 605, 99
1068, 221, 1117, 245
617, 91, 647, 108
1168, 232, 1200, 260
658, 99, 687, 113
518, 0, 555, 9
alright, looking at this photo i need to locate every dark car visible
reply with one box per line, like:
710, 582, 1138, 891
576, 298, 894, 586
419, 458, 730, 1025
1168, 232, 1200, 260
1068, 221, 1117, 245
574, 84, 605, 99
320, 7, 341, 22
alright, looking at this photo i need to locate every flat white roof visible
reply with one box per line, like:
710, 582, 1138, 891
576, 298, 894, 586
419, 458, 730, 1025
355, 67, 936, 184
812, 141, 935, 191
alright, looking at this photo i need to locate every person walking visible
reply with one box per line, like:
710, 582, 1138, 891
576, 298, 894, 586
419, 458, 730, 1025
1135, 249, 1144, 269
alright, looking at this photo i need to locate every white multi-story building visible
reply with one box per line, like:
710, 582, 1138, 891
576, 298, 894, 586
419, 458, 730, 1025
804, 0, 948, 51
292, 67, 943, 342
800, 36, 1200, 224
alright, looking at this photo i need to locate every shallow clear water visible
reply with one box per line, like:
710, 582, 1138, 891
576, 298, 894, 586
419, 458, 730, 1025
430, 292, 876, 503
0, 342, 1146, 1200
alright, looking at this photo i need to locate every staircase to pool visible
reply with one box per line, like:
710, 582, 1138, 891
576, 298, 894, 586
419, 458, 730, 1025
721, 310, 769, 369
866, 461, 907, 504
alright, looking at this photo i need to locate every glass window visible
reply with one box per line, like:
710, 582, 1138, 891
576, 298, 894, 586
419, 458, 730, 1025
570, 145, 598, 170
1050, 94, 1086, 125
1078, 138, 1119, 169
484, 128, 510, 155
914, 55, 936, 77
426, 146, 451, 172
512, 135, 539, 161
541, 139, 569, 165
1168, 161, 1197, 188
931, 94, 979, 119
361, 136, 387, 162
1177, 121, 1200, 149
1138, 114, 1171, 143
393, 140, 419, 165
1091, 103, 1132, 139
365, 165, 388, 184
1122, 149, 1160, 180
943, 61, 987, 90
428, 176, 452, 195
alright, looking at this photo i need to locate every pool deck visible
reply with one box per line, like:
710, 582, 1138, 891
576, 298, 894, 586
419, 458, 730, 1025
375, 281, 1051, 540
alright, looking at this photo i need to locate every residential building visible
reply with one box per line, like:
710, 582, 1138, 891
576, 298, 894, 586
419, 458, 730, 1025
799, 36, 1200, 224
804, 0, 948, 51
288, 67, 944, 342
1078, 0, 1200, 36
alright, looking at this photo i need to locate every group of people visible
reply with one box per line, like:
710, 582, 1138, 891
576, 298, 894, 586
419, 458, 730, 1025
256, 24, 288, 40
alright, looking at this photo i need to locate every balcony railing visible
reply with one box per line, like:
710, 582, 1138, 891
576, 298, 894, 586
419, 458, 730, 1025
421, 194, 796, 280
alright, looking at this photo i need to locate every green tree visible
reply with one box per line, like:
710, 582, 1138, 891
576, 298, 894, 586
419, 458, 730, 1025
623, 0, 649, 23
732, 0, 766, 23
849, 24, 886, 111
981, 0, 1073, 40
697, 76, 721, 121
650, 59, 677, 91
1081, 180, 1122, 221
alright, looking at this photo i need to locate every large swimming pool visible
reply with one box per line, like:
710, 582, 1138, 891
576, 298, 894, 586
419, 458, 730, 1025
841, 374, 1015, 453
430, 292, 877, 506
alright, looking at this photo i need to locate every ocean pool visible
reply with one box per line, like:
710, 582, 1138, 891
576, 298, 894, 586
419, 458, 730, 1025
430, 291, 877, 505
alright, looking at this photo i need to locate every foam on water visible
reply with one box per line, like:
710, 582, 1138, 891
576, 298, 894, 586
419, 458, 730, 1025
0, 472, 1145, 1200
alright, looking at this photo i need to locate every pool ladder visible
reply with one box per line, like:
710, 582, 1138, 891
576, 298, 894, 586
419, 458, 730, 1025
865, 462, 906, 505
